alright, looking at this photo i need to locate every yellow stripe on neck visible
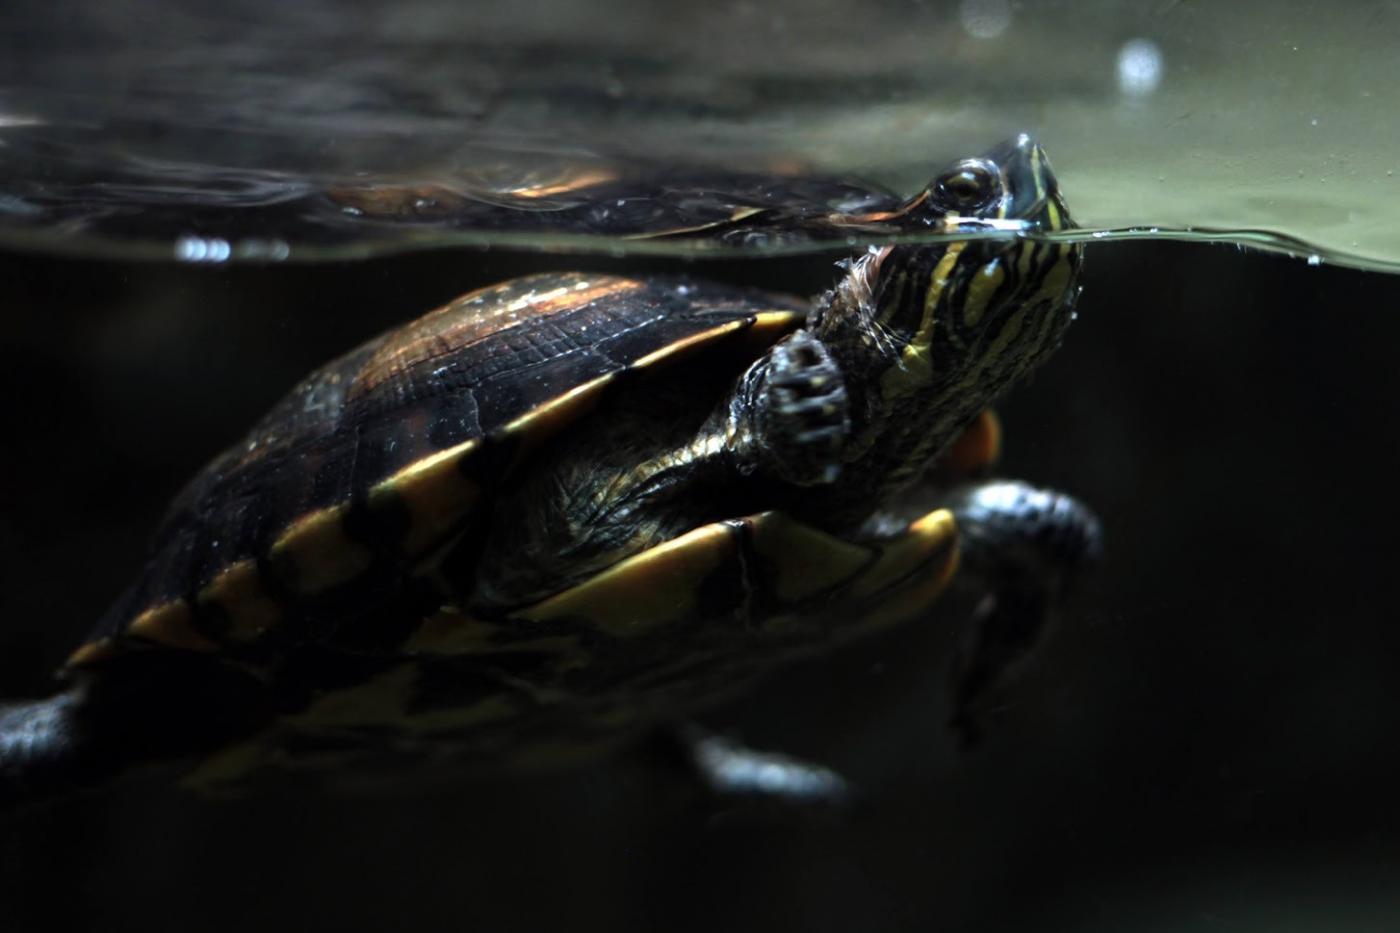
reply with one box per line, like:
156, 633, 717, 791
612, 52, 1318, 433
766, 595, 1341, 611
879, 242, 965, 401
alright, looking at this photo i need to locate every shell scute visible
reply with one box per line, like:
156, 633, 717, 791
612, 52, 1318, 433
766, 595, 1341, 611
73, 273, 805, 666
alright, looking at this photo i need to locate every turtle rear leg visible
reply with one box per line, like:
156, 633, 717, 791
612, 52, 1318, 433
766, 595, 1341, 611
946, 480, 1102, 746
0, 655, 272, 812
644, 722, 851, 809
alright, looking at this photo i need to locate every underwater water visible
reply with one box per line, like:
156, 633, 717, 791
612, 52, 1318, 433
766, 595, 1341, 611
3, 1, 1400, 931
5, 237, 1400, 933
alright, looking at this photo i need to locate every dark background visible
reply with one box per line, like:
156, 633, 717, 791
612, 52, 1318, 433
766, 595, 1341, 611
2, 240, 1399, 931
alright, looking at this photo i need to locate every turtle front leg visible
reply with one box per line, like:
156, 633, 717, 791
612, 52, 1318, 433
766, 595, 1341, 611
722, 329, 851, 486
468, 329, 852, 612
945, 480, 1102, 746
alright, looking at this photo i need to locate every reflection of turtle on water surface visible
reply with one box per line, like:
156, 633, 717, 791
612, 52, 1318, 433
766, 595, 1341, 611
324, 153, 958, 247
0, 134, 1100, 808
0, 132, 1029, 255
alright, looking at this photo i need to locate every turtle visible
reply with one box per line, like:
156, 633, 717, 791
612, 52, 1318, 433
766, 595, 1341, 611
0, 134, 1100, 809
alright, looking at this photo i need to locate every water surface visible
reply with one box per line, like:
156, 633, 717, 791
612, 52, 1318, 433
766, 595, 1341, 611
2, 0, 1396, 268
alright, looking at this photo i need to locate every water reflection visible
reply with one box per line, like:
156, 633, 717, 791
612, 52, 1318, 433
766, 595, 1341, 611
0, 0, 1396, 268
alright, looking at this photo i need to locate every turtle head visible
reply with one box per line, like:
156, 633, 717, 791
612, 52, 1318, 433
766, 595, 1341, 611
912, 132, 1075, 235
810, 134, 1082, 496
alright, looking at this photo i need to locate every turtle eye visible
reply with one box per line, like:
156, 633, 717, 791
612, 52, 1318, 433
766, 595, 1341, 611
934, 160, 1000, 213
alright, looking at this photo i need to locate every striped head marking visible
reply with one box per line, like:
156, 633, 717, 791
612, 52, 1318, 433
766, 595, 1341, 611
811, 135, 1082, 480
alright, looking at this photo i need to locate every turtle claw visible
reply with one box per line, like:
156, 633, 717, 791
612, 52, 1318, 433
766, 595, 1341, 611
735, 330, 851, 486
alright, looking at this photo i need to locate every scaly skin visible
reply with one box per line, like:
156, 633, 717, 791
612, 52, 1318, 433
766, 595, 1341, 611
473, 135, 1082, 608
0, 135, 1090, 810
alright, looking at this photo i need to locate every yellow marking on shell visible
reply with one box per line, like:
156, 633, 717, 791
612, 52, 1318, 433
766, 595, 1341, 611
520, 522, 737, 637
267, 505, 374, 595
880, 242, 967, 401
754, 509, 960, 640
127, 600, 219, 653
753, 310, 801, 330
848, 508, 959, 603
500, 311, 798, 474
766, 508, 963, 639
630, 319, 750, 369
749, 309, 803, 337
545, 319, 775, 526
748, 512, 874, 604
369, 440, 481, 557
854, 538, 962, 635
65, 637, 122, 669
735, 309, 804, 358
502, 373, 616, 444
197, 559, 282, 642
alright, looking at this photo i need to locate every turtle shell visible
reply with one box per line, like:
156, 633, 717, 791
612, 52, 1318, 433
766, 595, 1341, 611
69, 272, 805, 668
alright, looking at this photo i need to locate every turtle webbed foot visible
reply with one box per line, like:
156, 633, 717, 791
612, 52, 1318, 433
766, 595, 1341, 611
946, 480, 1102, 745
733, 330, 850, 486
